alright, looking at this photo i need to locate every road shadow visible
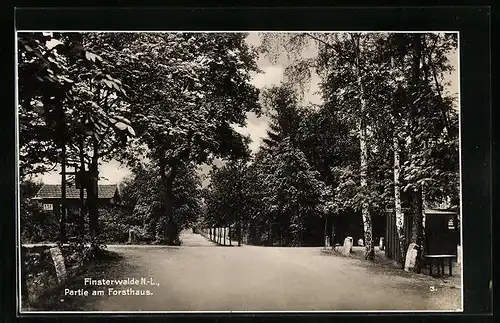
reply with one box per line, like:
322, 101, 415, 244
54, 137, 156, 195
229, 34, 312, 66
320, 247, 461, 289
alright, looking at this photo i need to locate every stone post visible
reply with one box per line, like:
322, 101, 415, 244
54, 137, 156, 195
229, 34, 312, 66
343, 237, 353, 256
128, 229, 136, 244
49, 247, 67, 283
379, 237, 385, 251
404, 242, 419, 272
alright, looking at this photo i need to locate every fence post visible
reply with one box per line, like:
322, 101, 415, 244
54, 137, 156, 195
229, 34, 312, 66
387, 213, 390, 257
387, 213, 391, 258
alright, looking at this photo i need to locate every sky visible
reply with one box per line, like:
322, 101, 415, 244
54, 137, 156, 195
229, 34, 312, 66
33, 32, 459, 185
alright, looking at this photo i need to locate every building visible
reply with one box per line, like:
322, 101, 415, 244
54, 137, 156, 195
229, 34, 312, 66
384, 208, 459, 265
32, 184, 121, 213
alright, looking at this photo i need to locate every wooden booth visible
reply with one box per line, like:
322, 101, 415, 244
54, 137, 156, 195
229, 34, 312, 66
423, 209, 459, 277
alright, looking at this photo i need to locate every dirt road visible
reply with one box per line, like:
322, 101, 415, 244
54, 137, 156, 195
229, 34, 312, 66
60, 231, 461, 312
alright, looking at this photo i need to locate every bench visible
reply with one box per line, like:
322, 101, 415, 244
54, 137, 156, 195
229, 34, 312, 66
424, 254, 455, 277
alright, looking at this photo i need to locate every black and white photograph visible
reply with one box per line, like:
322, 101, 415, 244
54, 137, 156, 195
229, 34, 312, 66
16, 31, 462, 313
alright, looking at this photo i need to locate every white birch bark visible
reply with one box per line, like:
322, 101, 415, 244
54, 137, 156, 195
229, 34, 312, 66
393, 135, 405, 263
353, 34, 374, 260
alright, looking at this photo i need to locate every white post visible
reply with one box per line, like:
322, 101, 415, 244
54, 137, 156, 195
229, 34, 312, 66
49, 247, 67, 283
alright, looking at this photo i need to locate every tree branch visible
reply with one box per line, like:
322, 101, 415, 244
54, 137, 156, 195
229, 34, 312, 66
425, 37, 452, 138
97, 139, 122, 159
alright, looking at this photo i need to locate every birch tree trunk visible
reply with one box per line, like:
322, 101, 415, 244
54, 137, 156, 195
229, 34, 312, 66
359, 123, 374, 260
393, 135, 406, 266
353, 34, 375, 260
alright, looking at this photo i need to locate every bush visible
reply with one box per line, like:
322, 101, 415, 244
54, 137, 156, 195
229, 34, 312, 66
20, 202, 60, 243
19, 180, 61, 244
98, 205, 151, 244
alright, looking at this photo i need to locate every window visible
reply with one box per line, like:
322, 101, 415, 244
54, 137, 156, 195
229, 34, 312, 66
43, 203, 53, 211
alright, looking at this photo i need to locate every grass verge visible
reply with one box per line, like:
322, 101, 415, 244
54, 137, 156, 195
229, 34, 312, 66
24, 250, 124, 311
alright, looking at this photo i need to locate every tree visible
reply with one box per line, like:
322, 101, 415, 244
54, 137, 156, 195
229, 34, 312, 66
385, 33, 459, 271
17, 32, 136, 245
18, 32, 90, 242
268, 139, 330, 246
298, 101, 360, 247
260, 32, 458, 261
121, 33, 260, 244
17, 32, 77, 180
313, 33, 392, 260
120, 163, 203, 244
213, 83, 331, 247
261, 85, 303, 151
203, 159, 251, 246
66, 32, 135, 244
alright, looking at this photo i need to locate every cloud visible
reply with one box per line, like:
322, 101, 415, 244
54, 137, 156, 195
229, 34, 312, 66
34, 159, 131, 185
250, 65, 284, 88
233, 112, 269, 153
99, 160, 131, 184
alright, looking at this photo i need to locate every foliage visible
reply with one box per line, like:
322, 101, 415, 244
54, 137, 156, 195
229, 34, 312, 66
203, 160, 251, 232
252, 32, 459, 255
18, 31, 459, 261
19, 180, 60, 243
17, 32, 77, 178
255, 138, 330, 246
119, 163, 203, 243
17, 32, 135, 177
18, 31, 138, 245
204, 85, 333, 246
113, 33, 261, 244
97, 205, 143, 243
120, 33, 260, 167
261, 85, 303, 150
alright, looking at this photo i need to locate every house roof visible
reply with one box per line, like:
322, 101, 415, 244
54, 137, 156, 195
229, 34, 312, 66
33, 184, 118, 200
